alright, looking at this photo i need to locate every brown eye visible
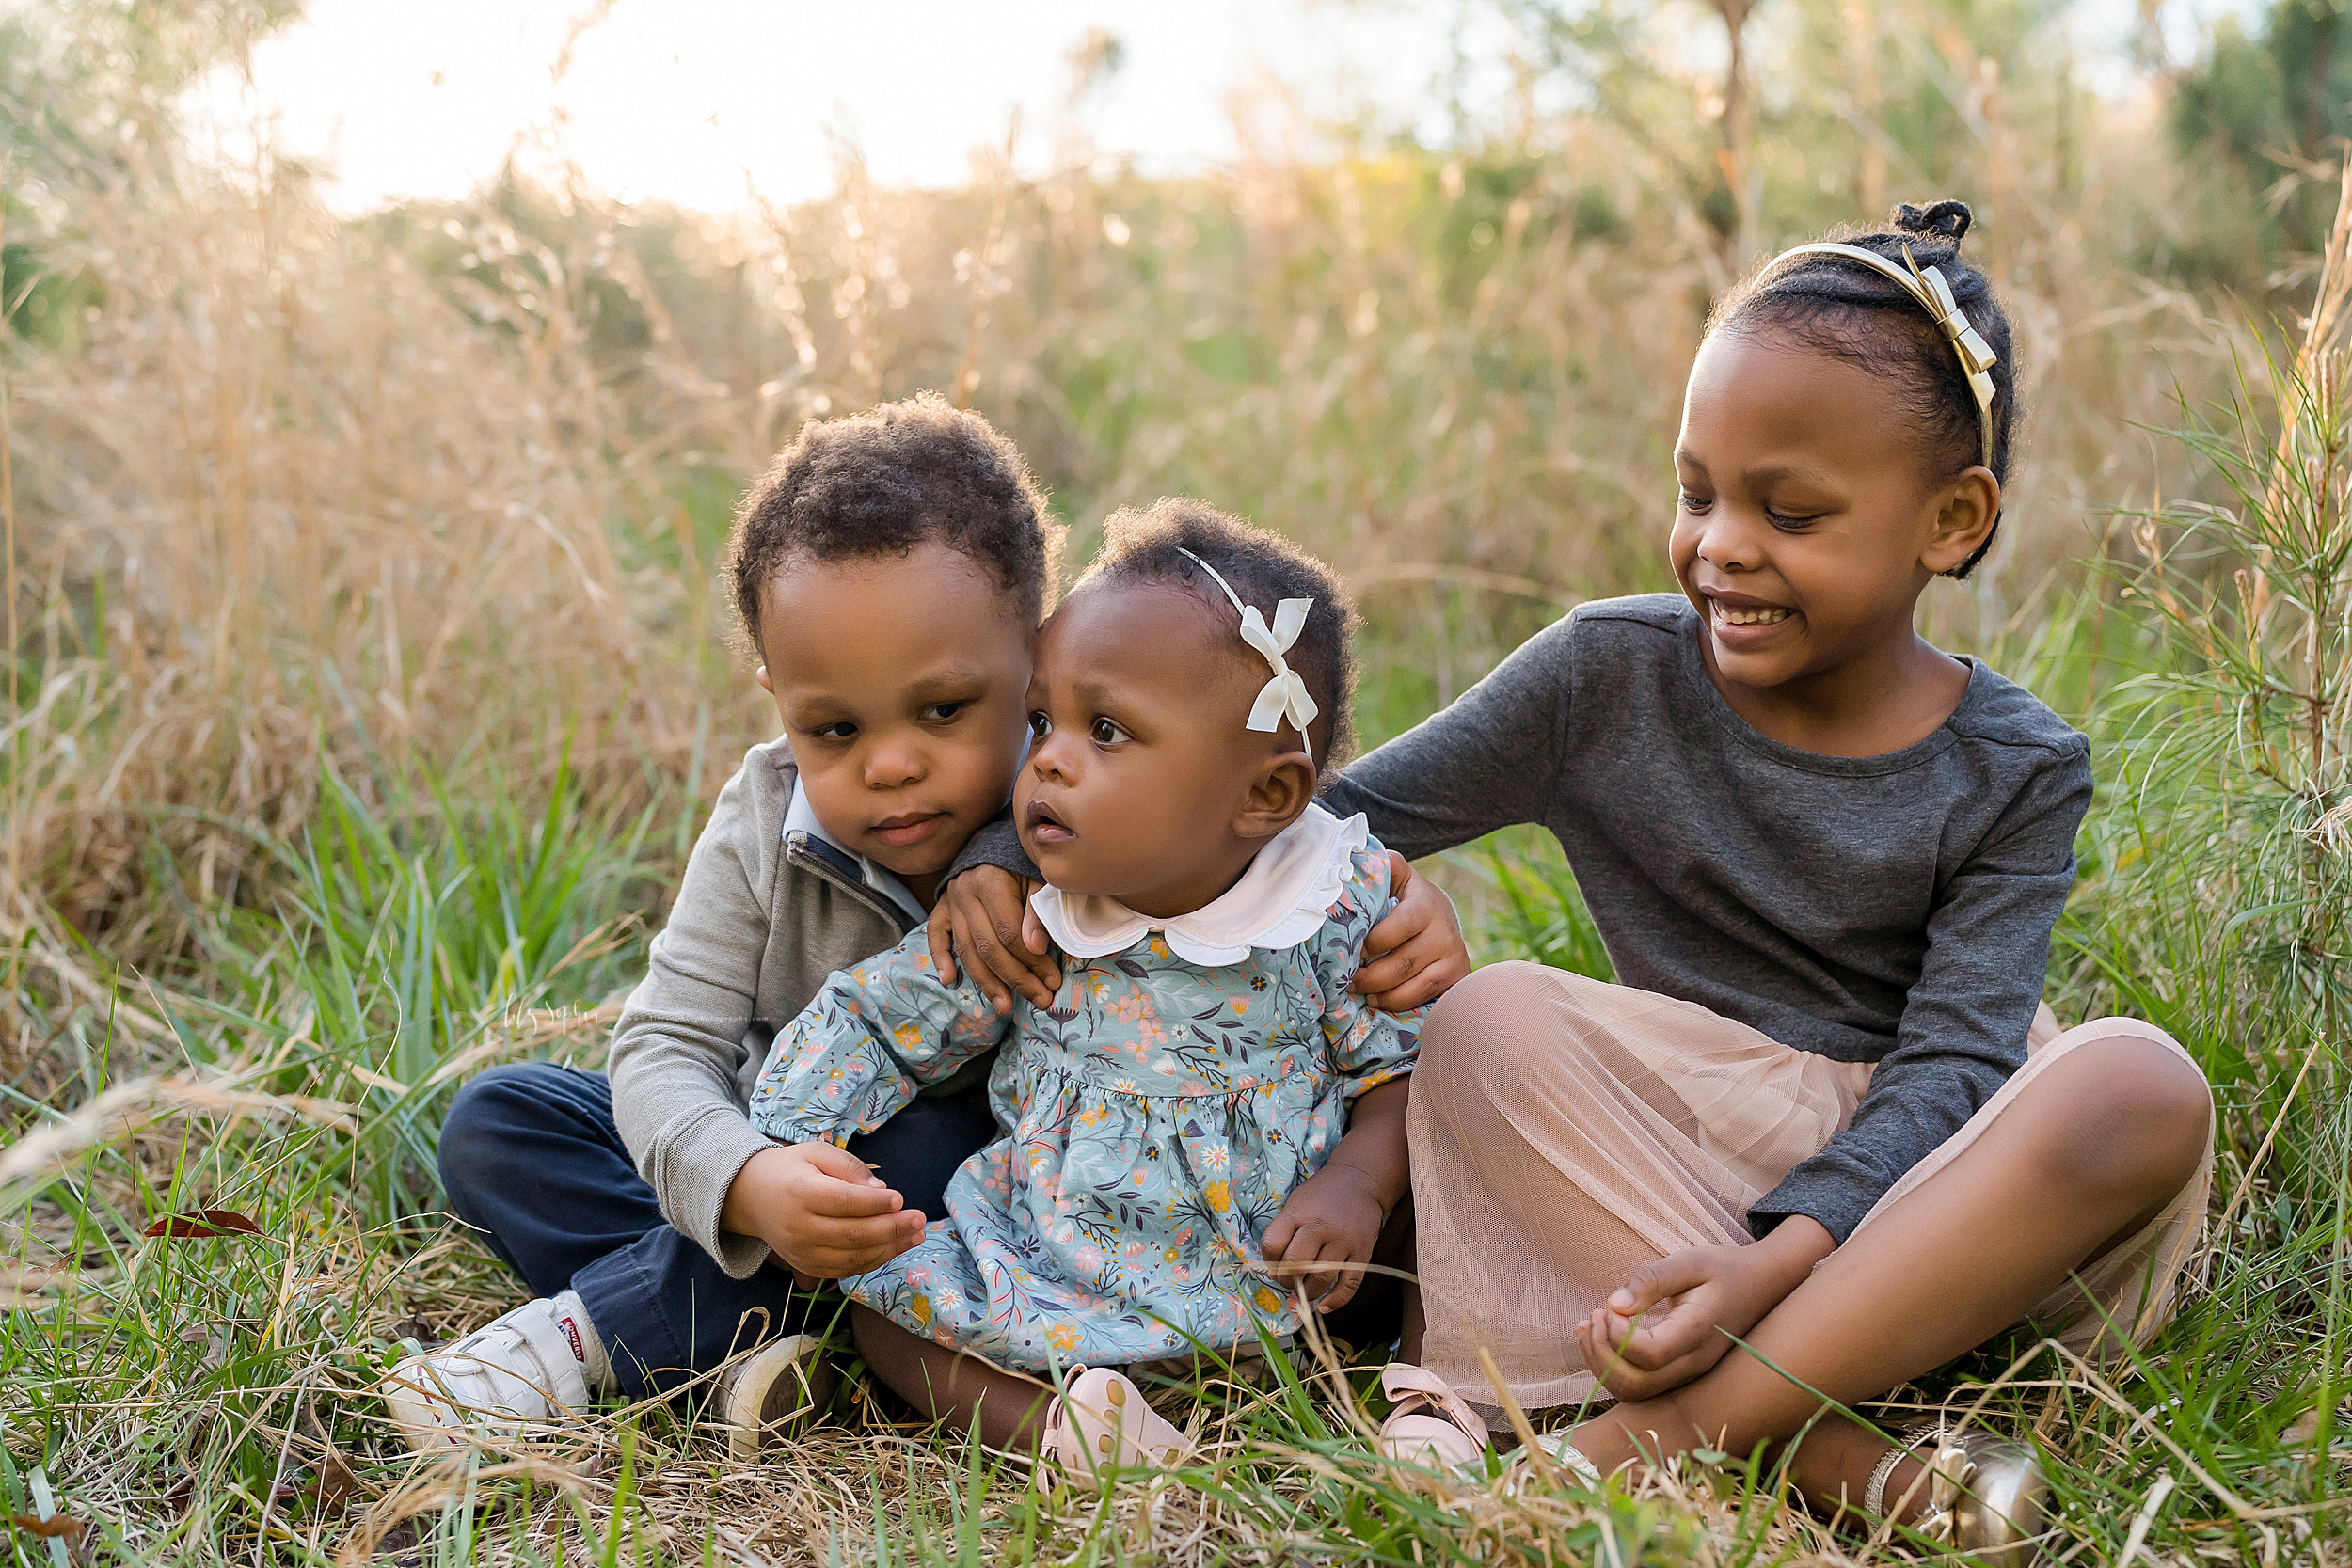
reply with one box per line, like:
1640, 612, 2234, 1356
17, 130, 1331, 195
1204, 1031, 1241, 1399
1028, 712, 1052, 740
1089, 717, 1132, 746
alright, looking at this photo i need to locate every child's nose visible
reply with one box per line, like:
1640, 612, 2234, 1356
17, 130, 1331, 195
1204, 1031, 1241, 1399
1029, 729, 1078, 783
863, 735, 926, 788
1695, 506, 1767, 571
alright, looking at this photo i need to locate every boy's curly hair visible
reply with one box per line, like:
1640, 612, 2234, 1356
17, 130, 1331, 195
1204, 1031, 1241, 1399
1081, 498, 1359, 773
1708, 198, 2018, 579
723, 392, 1060, 647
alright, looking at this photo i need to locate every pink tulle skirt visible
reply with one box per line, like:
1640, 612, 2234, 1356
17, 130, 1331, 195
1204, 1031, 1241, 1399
1408, 963, 2213, 1414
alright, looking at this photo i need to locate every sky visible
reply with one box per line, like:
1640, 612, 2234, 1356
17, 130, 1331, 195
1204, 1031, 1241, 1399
180, 0, 2249, 219
186, 0, 1465, 215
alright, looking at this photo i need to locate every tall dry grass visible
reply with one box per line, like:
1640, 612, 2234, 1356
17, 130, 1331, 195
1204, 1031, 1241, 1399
0, 0, 2286, 1003
3, 57, 740, 988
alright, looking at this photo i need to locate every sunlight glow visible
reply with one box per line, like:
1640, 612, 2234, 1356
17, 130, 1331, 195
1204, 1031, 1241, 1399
186, 0, 1454, 214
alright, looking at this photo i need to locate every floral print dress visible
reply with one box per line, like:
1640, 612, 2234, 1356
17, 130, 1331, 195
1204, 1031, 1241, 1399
748, 813, 1421, 1372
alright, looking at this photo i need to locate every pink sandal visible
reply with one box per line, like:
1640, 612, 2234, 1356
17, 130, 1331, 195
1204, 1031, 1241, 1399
1040, 1368, 1196, 1477
1375, 1363, 1491, 1470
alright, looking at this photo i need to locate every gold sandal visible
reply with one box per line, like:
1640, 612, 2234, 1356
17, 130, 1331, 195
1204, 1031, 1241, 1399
1865, 1420, 2055, 1565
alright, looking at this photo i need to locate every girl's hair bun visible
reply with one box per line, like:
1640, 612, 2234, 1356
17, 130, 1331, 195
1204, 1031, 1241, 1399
1892, 199, 1972, 243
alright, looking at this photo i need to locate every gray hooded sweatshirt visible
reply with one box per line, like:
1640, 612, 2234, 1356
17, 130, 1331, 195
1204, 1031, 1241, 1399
605, 736, 987, 1279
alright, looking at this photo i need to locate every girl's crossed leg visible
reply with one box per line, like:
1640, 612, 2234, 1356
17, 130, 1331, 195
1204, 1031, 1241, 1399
854, 1195, 1420, 1455
1408, 962, 2214, 1520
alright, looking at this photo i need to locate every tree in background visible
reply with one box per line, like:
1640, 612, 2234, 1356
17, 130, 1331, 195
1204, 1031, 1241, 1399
2170, 0, 2352, 277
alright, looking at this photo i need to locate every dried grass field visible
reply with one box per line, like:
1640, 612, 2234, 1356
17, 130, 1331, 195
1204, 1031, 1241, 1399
0, 2, 2346, 1563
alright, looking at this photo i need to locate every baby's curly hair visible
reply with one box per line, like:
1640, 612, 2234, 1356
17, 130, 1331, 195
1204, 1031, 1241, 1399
1709, 198, 2018, 579
1080, 498, 1359, 772
723, 393, 1060, 647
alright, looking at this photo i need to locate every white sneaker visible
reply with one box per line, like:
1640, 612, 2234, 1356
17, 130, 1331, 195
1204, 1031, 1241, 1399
381, 1299, 592, 1452
714, 1334, 834, 1459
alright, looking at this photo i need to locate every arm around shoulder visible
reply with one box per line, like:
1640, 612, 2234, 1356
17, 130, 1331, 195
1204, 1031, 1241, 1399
1322, 610, 1582, 860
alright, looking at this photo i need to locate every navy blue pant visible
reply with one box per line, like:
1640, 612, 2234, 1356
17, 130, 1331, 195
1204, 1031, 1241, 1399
437, 1061, 998, 1398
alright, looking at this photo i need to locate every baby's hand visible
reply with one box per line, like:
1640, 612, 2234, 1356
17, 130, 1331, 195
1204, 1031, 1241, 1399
927, 865, 1061, 1015
1351, 852, 1471, 1012
722, 1142, 928, 1284
1263, 1164, 1387, 1314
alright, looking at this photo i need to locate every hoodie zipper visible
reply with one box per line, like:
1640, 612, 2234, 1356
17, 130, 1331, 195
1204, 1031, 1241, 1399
783, 831, 917, 938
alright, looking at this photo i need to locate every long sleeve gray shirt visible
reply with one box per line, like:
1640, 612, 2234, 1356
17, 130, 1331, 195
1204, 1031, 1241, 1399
1322, 594, 2093, 1242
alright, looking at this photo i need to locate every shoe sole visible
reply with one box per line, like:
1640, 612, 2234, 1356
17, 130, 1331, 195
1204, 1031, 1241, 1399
721, 1334, 837, 1460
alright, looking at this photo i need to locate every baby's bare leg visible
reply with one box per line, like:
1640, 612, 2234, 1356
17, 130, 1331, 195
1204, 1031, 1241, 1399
850, 1306, 1058, 1450
1567, 1030, 2210, 1518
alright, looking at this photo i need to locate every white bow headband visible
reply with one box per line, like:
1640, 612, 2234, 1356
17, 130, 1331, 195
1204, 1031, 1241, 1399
1176, 548, 1321, 767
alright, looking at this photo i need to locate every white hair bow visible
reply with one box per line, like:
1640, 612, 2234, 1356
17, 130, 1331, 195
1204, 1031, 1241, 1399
1177, 548, 1320, 766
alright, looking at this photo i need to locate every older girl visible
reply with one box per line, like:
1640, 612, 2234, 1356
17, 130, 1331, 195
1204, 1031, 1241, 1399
1350, 201, 2213, 1560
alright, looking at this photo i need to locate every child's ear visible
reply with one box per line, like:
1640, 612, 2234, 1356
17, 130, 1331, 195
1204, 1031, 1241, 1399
1922, 467, 2001, 575
755, 665, 774, 694
1234, 751, 1317, 843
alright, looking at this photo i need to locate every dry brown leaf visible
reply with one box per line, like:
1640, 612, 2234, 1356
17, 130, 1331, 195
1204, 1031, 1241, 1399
143, 1209, 262, 1239
9, 1512, 83, 1541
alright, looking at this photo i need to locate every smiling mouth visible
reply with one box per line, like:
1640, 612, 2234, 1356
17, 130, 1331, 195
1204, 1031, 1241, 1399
1709, 598, 1795, 627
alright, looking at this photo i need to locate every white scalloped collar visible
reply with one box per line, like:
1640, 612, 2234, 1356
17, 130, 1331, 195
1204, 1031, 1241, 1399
1027, 804, 1369, 968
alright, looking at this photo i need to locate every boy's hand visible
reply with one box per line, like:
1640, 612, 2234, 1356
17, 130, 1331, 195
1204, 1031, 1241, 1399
1574, 1218, 1836, 1401
722, 1142, 927, 1283
928, 865, 1061, 1014
1263, 1164, 1387, 1315
1351, 852, 1471, 1012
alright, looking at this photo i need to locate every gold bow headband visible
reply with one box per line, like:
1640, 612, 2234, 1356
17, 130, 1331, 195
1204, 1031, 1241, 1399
1756, 242, 1999, 470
